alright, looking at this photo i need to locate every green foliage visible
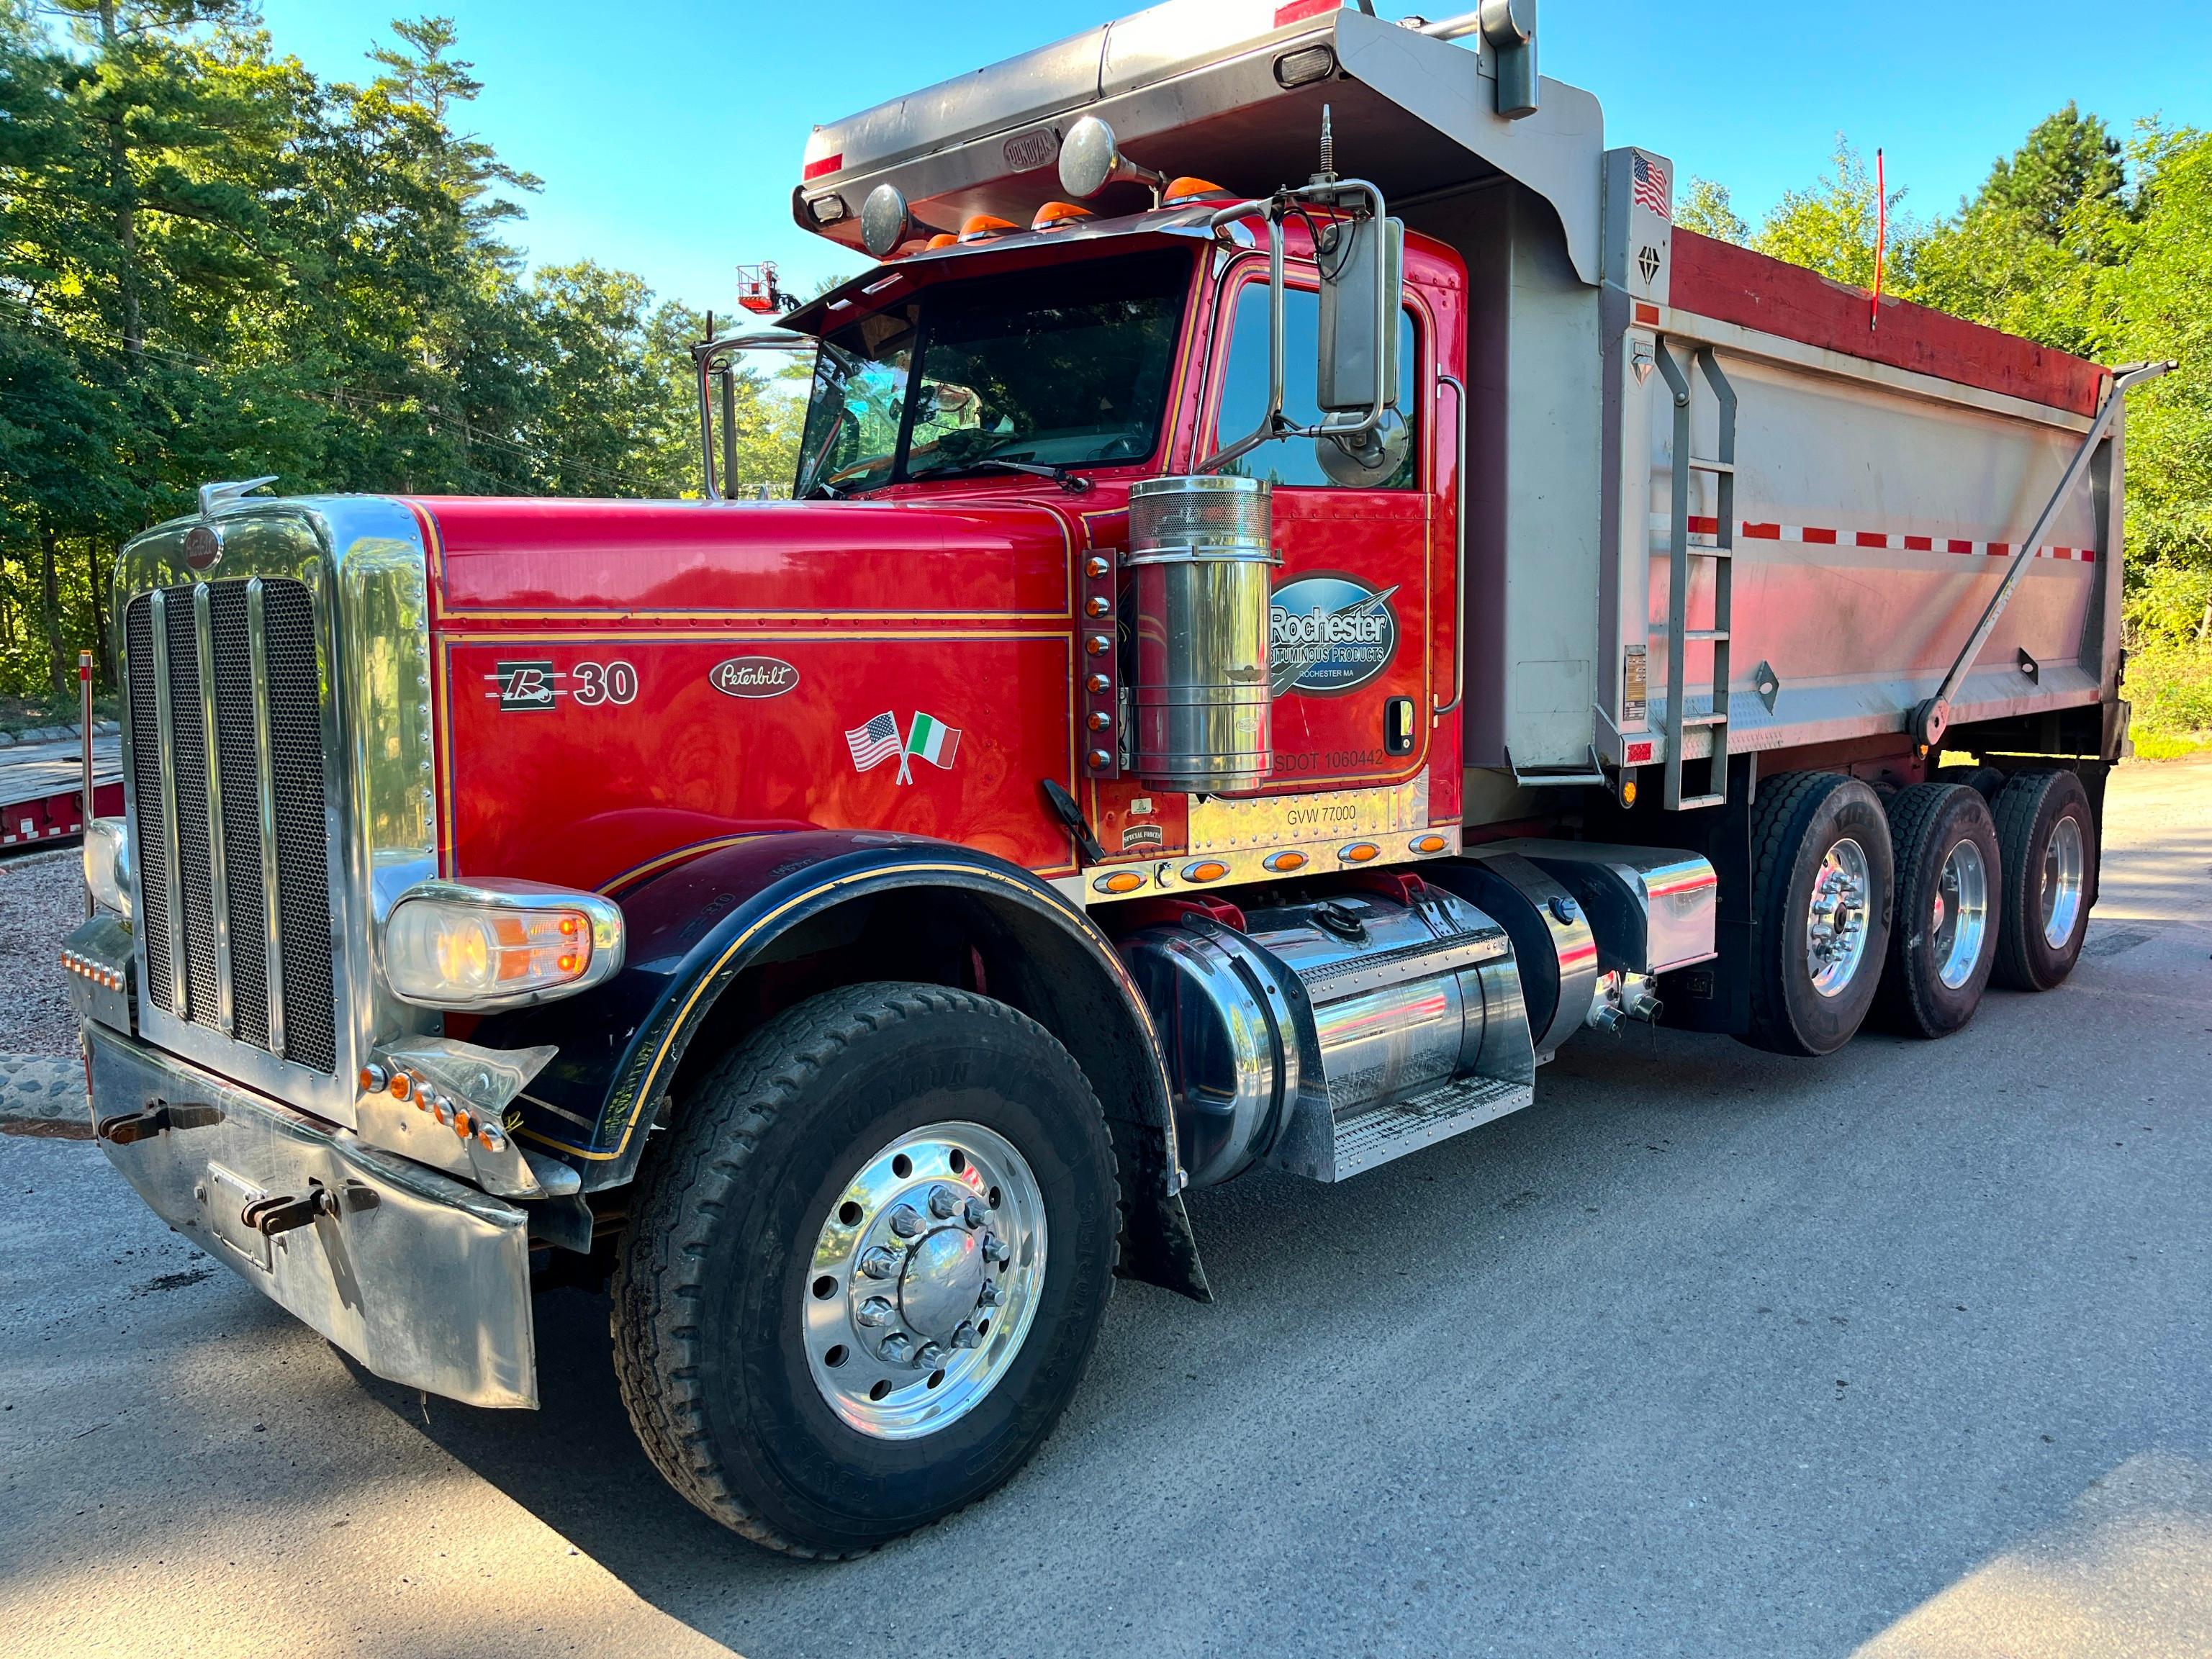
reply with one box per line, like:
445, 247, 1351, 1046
1677, 177, 1748, 245
1751, 137, 1914, 291
0, 8, 774, 697
1979, 103, 2124, 239
1725, 111, 2212, 739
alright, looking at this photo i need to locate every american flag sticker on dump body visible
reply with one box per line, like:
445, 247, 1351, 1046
1633, 153, 1671, 221
846, 712, 903, 773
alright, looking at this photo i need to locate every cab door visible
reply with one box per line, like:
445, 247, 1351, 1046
1199, 271, 1434, 794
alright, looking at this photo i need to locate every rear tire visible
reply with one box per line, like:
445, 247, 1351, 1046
1991, 769, 2096, 991
1877, 783, 2002, 1039
610, 982, 1119, 1558
1741, 773, 1895, 1057
1938, 764, 2006, 803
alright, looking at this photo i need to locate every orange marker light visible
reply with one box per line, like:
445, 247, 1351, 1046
959, 214, 1018, 243
1263, 851, 1309, 874
1182, 861, 1230, 884
1163, 177, 1233, 206
926, 233, 959, 250
1032, 201, 1094, 230
1339, 843, 1381, 865
1093, 870, 1147, 895
1411, 834, 1449, 855
390, 1071, 413, 1102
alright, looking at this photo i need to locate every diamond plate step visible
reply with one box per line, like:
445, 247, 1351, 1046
1327, 1074, 1537, 1182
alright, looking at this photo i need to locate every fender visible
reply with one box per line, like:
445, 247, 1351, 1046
477, 831, 1211, 1300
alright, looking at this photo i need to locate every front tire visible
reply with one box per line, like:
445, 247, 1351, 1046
1742, 773, 1895, 1057
611, 982, 1119, 1558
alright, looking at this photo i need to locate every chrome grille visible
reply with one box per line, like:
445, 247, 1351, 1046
125, 578, 338, 1075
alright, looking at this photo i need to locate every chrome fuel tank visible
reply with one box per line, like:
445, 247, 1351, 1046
1121, 886, 1535, 1186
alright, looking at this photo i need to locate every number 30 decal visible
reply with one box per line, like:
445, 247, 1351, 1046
571, 661, 639, 707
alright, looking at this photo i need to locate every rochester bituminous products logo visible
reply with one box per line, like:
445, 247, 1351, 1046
710, 656, 800, 699
1270, 575, 1401, 696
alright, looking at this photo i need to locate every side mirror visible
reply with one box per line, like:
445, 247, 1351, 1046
1058, 117, 1166, 203
1317, 214, 1404, 417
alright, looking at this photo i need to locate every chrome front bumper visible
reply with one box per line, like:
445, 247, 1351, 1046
84, 1018, 536, 1409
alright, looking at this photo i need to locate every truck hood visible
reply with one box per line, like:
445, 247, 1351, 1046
412, 494, 1100, 620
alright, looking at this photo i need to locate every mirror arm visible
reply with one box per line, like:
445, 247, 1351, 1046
1196, 206, 1288, 475
692, 343, 723, 502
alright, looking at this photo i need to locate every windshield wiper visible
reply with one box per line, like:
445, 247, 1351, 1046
910, 458, 1094, 495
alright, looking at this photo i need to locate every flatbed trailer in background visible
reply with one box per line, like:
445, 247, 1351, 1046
0, 733, 120, 851
67, 0, 2170, 1563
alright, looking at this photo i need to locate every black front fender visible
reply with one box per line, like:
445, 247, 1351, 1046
477, 832, 1209, 1299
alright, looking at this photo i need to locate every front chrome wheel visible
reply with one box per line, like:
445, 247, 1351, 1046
1806, 836, 1874, 998
2040, 815, 2085, 950
803, 1121, 1047, 1440
1933, 838, 1991, 992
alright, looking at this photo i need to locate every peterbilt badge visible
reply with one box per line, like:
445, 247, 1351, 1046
710, 656, 800, 699
182, 524, 222, 571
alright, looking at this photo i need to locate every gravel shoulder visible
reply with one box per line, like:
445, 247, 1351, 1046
0, 848, 83, 1057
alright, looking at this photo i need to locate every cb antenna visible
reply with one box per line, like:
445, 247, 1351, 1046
1312, 104, 1337, 185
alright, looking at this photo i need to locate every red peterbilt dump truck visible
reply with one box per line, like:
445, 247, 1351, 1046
66, 0, 2168, 1556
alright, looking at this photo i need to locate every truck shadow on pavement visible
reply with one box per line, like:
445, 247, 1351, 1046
349, 1024, 1856, 1606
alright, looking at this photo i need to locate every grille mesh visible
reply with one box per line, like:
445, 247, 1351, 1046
125, 602, 172, 1016
209, 585, 271, 1051
124, 579, 338, 1075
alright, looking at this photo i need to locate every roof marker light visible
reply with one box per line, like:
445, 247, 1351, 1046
1032, 201, 1094, 230
1162, 177, 1234, 207
926, 233, 959, 250
959, 213, 1019, 243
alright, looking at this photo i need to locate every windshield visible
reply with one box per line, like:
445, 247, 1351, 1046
793, 250, 1193, 498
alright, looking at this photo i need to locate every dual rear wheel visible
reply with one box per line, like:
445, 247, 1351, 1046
1743, 767, 2094, 1054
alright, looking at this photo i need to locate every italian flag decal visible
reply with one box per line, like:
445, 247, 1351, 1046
898, 712, 961, 784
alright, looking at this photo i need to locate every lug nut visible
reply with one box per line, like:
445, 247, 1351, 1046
856, 1296, 894, 1328
888, 1205, 924, 1239
880, 1332, 913, 1363
928, 1185, 962, 1220
859, 1246, 902, 1279
952, 1321, 981, 1350
962, 1198, 989, 1228
981, 1232, 1009, 1264
913, 1342, 946, 1370
977, 1280, 1001, 1308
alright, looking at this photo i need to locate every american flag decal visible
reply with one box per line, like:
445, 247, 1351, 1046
1633, 153, 1671, 221
845, 711, 903, 772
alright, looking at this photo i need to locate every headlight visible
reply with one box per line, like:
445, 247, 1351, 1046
382, 880, 624, 1011
83, 817, 131, 919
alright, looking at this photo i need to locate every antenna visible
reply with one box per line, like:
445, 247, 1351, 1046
1313, 104, 1337, 186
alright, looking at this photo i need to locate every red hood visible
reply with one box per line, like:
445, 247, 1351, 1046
411, 492, 1116, 620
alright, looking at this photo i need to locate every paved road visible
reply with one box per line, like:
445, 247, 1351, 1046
4, 761, 2209, 1658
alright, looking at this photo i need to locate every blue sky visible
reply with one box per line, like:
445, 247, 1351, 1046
260, 0, 2209, 314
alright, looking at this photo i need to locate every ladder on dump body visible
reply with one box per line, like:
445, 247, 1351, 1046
1654, 341, 1738, 810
